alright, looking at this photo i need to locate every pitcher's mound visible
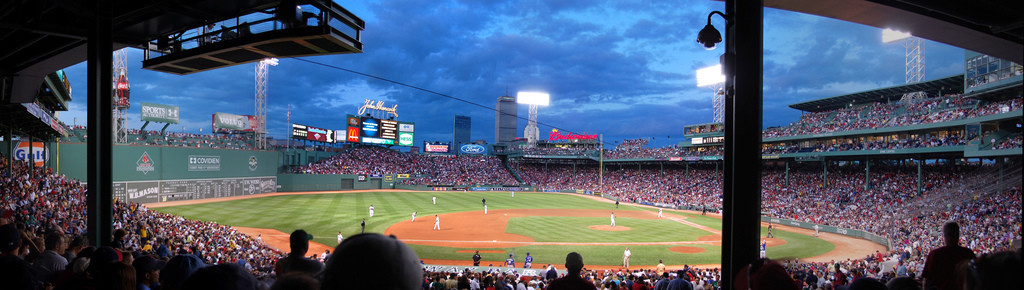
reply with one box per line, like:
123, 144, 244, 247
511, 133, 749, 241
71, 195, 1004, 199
589, 225, 631, 231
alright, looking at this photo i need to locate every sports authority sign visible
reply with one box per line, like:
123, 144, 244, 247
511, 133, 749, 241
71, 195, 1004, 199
188, 155, 221, 171
548, 129, 598, 141
140, 102, 180, 124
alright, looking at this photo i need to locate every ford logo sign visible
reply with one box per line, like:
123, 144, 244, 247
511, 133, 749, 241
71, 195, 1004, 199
460, 144, 486, 154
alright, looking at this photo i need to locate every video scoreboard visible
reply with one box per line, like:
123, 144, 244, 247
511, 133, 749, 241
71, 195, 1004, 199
291, 115, 414, 146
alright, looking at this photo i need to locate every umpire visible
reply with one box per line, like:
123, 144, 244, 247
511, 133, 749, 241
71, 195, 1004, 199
472, 251, 482, 266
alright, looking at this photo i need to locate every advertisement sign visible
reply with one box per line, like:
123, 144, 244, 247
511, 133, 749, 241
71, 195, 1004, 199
399, 122, 415, 132
700, 156, 720, 161
424, 143, 450, 153
140, 102, 180, 124
14, 142, 48, 167
684, 156, 701, 161
136, 152, 155, 174
361, 137, 394, 145
361, 117, 379, 137
347, 117, 360, 127
548, 128, 598, 141
346, 127, 359, 142
397, 174, 410, 178
459, 144, 486, 154
398, 132, 414, 146
214, 112, 256, 131
305, 125, 333, 142
668, 157, 683, 161
187, 155, 221, 171
384, 175, 394, 182
358, 174, 367, 182
115, 73, 130, 108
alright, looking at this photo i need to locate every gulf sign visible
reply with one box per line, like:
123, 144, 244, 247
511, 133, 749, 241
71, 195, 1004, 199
14, 142, 48, 167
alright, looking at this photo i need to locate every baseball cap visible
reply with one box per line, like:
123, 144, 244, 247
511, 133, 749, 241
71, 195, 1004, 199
161, 254, 207, 289
0, 224, 20, 252
134, 255, 167, 273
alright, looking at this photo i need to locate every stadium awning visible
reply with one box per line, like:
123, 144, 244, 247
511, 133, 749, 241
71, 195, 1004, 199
789, 75, 964, 112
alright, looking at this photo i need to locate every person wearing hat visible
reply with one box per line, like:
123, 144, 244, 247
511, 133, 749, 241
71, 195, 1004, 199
524, 252, 533, 269
274, 229, 322, 277
321, 233, 421, 290
547, 252, 595, 290
161, 254, 206, 290
134, 255, 166, 290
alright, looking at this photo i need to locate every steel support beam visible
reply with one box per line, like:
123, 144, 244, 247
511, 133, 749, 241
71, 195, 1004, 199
720, 0, 762, 288
86, 0, 113, 248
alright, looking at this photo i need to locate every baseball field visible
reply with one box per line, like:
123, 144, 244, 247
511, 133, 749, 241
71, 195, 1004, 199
149, 190, 883, 268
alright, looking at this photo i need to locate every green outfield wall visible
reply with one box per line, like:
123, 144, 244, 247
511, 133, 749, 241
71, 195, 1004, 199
763, 216, 891, 249
52, 143, 280, 204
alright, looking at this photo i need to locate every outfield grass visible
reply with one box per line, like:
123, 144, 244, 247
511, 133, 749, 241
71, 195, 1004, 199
153, 190, 831, 266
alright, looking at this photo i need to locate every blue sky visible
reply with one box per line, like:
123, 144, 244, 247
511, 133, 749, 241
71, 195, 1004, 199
57, 0, 966, 148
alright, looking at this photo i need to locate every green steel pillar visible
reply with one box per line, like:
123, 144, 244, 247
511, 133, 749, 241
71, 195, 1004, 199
823, 159, 828, 187
864, 158, 871, 191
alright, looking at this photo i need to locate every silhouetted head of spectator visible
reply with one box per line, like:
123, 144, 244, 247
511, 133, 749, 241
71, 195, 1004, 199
97, 261, 136, 290
885, 277, 921, 290
0, 224, 20, 254
942, 221, 961, 246
0, 253, 36, 289
965, 251, 1021, 290
735, 259, 799, 290
134, 255, 165, 288
271, 272, 320, 290
322, 233, 421, 290
44, 231, 64, 253
565, 252, 584, 275
848, 277, 886, 290
89, 246, 123, 277
161, 254, 206, 290
182, 263, 256, 290
289, 229, 311, 256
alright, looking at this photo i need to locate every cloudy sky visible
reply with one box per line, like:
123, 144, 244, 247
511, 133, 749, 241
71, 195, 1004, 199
57, 0, 966, 148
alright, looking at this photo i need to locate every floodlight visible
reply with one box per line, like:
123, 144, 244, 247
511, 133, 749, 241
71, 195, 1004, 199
881, 29, 912, 43
696, 64, 725, 87
517, 92, 550, 106
260, 57, 279, 66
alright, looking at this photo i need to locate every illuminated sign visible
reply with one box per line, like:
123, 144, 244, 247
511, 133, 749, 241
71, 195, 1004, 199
347, 127, 359, 142
306, 126, 333, 142
357, 99, 399, 119
548, 129, 598, 141
361, 118, 379, 137
460, 144, 486, 154
399, 123, 415, 132
424, 143, 450, 153
291, 124, 307, 139
347, 117, 360, 127
14, 142, 48, 167
398, 132, 414, 146
361, 137, 394, 145
692, 136, 724, 145
380, 119, 398, 140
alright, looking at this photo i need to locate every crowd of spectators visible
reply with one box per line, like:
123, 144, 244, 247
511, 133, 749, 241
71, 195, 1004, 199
1, 152, 283, 289
992, 135, 1022, 150
65, 126, 257, 150
293, 145, 519, 185
763, 134, 969, 154
763, 95, 1021, 138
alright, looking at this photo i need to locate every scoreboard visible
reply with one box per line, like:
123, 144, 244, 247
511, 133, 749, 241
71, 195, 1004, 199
292, 115, 413, 146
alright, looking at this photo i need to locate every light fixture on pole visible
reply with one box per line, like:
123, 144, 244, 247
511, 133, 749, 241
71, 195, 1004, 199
696, 64, 726, 123
516, 91, 549, 147
697, 11, 728, 50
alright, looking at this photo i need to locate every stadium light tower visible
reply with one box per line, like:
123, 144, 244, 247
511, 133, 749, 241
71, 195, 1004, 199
255, 57, 278, 150
517, 91, 549, 147
696, 64, 726, 123
882, 28, 925, 102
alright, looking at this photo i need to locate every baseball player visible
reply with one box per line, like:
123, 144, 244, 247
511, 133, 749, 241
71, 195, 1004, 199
760, 239, 767, 258
473, 251, 482, 266
360, 218, 365, 234
433, 196, 437, 205
511, 191, 514, 198
623, 247, 631, 268
658, 208, 663, 218
337, 231, 343, 245
813, 224, 820, 237
524, 252, 533, 268
484, 204, 488, 215
767, 222, 774, 238
505, 254, 515, 268
411, 211, 417, 222
610, 212, 616, 227
433, 214, 440, 230
368, 204, 374, 217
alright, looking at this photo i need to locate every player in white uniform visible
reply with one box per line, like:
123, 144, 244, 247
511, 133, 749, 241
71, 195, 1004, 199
337, 232, 343, 245
411, 211, 417, 222
813, 224, 820, 237
433, 196, 436, 205
610, 212, 616, 227
623, 247, 631, 268
433, 215, 440, 230
368, 204, 374, 217
484, 204, 488, 214
657, 208, 663, 218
